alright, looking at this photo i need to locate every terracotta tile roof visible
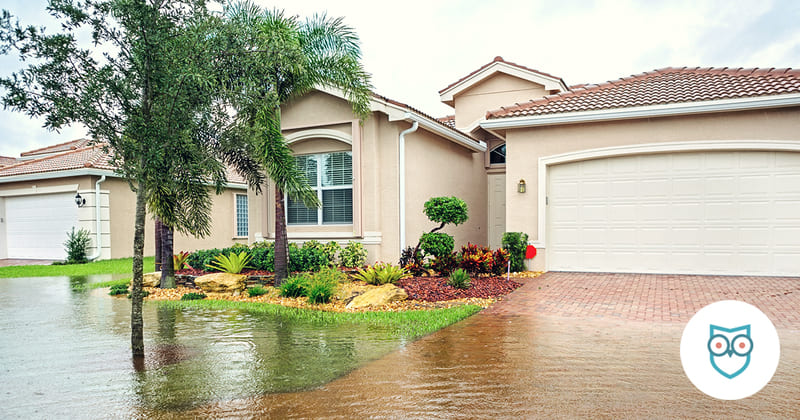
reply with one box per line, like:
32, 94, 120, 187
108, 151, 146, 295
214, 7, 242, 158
0, 156, 16, 167
370, 92, 481, 143
439, 56, 566, 94
487, 67, 800, 119
19, 138, 94, 157
437, 115, 456, 128
0, 142, 247, 186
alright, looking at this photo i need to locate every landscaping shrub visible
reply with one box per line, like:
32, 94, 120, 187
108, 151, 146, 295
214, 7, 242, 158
302, 240, 341, 267
64, 227, 92, 264
502, 232, 529, 272
419, 232, 455, 258
491, 248, 511, 276
109, 283, 129, 296
279, 274, 310, 298
286, 243, 328, 272
423, 196, 469, 228
249, 246, 274, 272
186, 248, 226, 271
205, 251, 252, 274
448, 268, 471, 289
431, 252, 459, 277
180, 292, 207, 300
399, 246, 427, 276
352, 262, 406, 285
459, 243, 494, 274
339, 241, 367, 268
305, 274, 338, 304
246, 286, 268, 297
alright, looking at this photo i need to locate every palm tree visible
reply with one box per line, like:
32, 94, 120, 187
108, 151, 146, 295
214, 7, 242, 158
223, 2, 372, 284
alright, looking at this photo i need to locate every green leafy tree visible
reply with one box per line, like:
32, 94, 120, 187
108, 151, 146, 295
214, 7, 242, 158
405, 196, 469, 274
0, 0, 262, 357
222, 1, 372, 284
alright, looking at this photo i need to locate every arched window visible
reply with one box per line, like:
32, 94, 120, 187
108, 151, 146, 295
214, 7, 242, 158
489, 144, 506, 165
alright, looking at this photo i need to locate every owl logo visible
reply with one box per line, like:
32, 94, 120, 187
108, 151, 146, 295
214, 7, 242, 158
707, 324, 753, 379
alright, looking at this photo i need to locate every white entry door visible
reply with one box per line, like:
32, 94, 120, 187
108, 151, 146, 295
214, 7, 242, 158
488, 173, 506, 249
5, 193, 79, 259
547, 151, 800, 276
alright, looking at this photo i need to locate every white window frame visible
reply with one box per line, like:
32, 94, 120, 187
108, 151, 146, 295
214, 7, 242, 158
287, 151, 353, 226
234, 193, 248, 237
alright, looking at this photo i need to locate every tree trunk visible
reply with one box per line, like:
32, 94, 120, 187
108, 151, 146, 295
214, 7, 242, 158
159, 222, 176, 288
154, 217, 163, 272
274, 187, 289, 285
131, 185, 147, 358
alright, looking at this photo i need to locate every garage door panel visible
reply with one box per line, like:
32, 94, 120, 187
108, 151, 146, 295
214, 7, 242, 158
5, 193, 78, 259
547, 151, 800, 276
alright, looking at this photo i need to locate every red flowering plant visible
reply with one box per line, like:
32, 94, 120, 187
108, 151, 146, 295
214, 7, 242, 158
459, 243, 494, 274
491, 248, 511, 276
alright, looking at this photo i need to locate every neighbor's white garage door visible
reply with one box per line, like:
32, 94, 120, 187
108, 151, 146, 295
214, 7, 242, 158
547, 151, 800, 276
5, 193, 79, 259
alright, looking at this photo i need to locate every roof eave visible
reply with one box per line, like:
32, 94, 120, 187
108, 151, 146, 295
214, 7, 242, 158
480, 93, 800, 130
439, 61, 569, 105
0, 167, 249, 189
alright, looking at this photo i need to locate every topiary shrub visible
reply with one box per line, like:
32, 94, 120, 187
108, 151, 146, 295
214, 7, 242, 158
420, 232, 455, 258
64, 227, 92, 264
448, 268, 471, 289
423, 196, 469, 229
502, 232, 529, 272
340, 241, 367, 268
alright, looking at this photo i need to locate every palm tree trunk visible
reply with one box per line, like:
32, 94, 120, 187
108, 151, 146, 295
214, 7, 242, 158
159, 223, 176, 288
274, 187, 289, 284
131, 185, 147, 358
154, 217, 163, 272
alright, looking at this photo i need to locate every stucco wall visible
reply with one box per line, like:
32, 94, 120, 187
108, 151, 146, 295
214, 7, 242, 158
504, 107, 800, 270
453, 73, 547, 130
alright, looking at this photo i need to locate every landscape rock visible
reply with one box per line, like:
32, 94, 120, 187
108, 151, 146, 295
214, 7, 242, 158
346, 283, 408, 309
335, 283, 369, 304
194, 272, 247, 294
143, 272, 162, 288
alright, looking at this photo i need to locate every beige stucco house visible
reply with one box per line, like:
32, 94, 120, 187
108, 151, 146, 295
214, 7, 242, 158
0, 140, 249, 260
256, 57, 800, 277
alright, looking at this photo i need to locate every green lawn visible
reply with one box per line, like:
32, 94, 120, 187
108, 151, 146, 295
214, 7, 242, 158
158, 299, 483, 340
0, 257, 155, 278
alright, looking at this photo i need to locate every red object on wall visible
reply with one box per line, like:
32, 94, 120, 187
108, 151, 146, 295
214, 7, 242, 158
525, 245, 537, 259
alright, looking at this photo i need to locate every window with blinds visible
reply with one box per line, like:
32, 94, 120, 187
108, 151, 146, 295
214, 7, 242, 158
235, 194, 248, 237
287, 151, 353, 225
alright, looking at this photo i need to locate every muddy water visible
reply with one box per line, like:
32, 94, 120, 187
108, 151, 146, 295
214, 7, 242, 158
2, 276, 799, 419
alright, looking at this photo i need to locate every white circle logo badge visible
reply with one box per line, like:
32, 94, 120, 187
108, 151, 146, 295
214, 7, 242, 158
680, 300, 780, 400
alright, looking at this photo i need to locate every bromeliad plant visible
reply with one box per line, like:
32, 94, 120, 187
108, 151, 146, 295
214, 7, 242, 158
173, 251, 191, 271
448, 268, 471, 289
205, 251, 253, 274
352, 262, 407, 285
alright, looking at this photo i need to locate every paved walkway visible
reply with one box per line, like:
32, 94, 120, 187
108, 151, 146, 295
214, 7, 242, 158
490, 271, 800, 329
0, 259, 58, 267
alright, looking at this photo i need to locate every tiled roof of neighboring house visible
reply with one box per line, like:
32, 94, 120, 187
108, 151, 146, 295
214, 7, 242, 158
0, 142, 247, 185
0, 156, 16, 167
439, 56, 566, 94
19, 138, 94, 157
486, 67, 800, 119
437, 115, 456, 129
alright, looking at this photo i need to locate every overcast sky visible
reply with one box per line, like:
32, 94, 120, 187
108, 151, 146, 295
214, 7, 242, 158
1, 0, 798, 157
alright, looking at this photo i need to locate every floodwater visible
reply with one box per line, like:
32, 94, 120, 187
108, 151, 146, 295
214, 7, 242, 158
2, 276, 799, 419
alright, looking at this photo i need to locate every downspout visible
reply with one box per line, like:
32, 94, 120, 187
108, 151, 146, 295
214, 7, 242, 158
87, 175, 106, 261
398, 121, 418, 252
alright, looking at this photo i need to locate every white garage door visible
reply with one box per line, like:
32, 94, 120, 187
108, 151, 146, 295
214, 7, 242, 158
5, 193, 79, 259
547, 151, 800, 276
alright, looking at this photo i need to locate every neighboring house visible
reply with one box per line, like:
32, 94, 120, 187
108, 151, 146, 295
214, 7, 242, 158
0, 139, 249, 260
257, 56, 800, 276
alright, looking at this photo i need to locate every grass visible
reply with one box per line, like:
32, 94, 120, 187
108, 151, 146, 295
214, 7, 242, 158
0, 257, 155, 279
157, 299, 483, 340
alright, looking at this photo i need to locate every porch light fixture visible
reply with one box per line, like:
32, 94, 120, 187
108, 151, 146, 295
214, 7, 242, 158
517, 179, 526, 193
74, 192, 86, 207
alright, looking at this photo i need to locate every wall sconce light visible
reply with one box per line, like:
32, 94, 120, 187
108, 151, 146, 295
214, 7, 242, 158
517, 179, 526, 193
75, 192, 86, 207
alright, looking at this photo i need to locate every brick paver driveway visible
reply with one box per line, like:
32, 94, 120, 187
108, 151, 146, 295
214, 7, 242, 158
491, 271, 800, 329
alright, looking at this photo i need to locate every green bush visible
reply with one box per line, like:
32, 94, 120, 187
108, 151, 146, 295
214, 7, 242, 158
419, 232, 455, 258
109, 283, 129, 296
249, 245, 274, 272
288, 243, 328, 272
352, 262, 406, 285
64, 227, 92, 264
448, 268, 471, 289
205, 251, 252, 274
305, 274, 338, 304
423, 196, 468, 227
303, 240, 341, 267
279, 274, 310, 298
247, 286, 268, 297
502, 232, 529, 272
180, 292, 207, 300
431, 252, 459, 277
186, 248, 226, 271
339, 241, 367, 268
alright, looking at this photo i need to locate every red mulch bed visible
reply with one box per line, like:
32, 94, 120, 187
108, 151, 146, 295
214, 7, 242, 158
176, 268, 274, 276
396, 276, 522, 302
